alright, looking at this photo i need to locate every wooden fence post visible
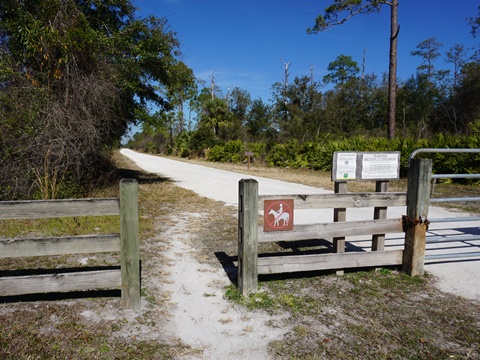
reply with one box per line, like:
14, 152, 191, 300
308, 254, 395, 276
372, 180, 389, 251
238, 179, 258, 296
333, 181, 347, 253
333, 181, 347, 275
403, 159, 432, 277
120, 179, 140, 309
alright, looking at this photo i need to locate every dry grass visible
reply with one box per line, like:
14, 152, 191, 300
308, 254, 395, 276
0, 152, 478, 359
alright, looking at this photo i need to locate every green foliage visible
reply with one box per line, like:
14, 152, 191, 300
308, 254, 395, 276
224, 285, 243, 303
469, 120, 480, 135
207, 140, 244, 163
411, 37, 443, 81
245, 142, 268, 162
200, 97, 233, 137
323, 54, 360, 84
245, 98, 274, 142
0, 0, 192, 200
307, 0, 388, 34
425, 134, 480, 184
271, 75, 324, 142
207, 140, 268, 163
265, 140, 302, 168
469, 5, 480, 37
208, 135, 480, 179
173, 132, 191, 158
189, 127, 217, 156
224, 286, 278, 311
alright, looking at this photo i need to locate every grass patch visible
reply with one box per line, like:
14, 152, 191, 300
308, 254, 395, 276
0, 304, 189, 360
0, 216, 120, 239
224, 268, 479, 359
0, 214, 121, 272
262, 269, 479, 359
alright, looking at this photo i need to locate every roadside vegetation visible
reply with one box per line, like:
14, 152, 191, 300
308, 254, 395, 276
180, 135, 479, 181
1, 154, 478, 359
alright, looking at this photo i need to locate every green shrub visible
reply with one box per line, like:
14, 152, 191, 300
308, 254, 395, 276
207, 140, 244, 163
266, 140, 301, 168
203, 135, 479, 180
245, 142, 267, 162
206, 144, 224, 162
189, 127, 216, 156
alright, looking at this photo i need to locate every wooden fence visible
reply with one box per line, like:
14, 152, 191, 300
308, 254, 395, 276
238, 159, 432, 296
0, 178, 140, 309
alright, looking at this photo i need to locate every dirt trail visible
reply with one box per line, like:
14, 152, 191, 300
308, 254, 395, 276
152, 212, 288, 359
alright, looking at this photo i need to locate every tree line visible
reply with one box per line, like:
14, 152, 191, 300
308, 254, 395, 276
129, 34, 480, 157
1, 1, 479, 200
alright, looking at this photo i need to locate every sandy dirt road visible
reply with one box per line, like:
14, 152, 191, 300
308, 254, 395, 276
120, 149, 480, 303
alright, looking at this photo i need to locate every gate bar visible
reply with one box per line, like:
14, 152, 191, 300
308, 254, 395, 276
430, 197, 480, 203
426, 235, 480, 243
409, 148, 480, 163
425, 252, 480, 260
430, 216, 480, 223
432, 174, 480, 179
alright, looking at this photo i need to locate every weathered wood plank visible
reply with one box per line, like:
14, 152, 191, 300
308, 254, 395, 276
403, 159, 432, 276
238, 179, 259, 296
258, 192, 407, 210
0, 234, 120, 258
0, 198, 120, 220
0, 270, 121, 296
372, 180, 389, 251
258, 218, 403, 243
258, 250, 403, 274
120, 179, 141, 310
333, 181, 347, 255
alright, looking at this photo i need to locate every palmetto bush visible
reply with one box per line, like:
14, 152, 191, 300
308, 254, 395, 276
209, 135, 479, 180
207, 140, 244, 163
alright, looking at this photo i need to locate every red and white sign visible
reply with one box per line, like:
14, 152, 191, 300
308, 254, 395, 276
264, 199, 294, 232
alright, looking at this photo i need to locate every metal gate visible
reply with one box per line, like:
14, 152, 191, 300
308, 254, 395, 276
409, 148, 480, 262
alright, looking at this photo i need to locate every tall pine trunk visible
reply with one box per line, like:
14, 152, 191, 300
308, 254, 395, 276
387, 0, 399, 139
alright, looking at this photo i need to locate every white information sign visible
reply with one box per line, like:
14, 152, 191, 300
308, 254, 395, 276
361, 153, 400, 179
336, 153, 357, 180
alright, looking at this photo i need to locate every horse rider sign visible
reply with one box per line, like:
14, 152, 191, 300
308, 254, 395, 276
264, 199, 294, 232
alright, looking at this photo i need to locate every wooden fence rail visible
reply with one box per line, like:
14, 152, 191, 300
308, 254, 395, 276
258, 251, 404, 275
258, 218, 403, 243
0, 178, 140, 309
0, 198, 120, 220
238, 159, 432, 296
258, 192, 407, 209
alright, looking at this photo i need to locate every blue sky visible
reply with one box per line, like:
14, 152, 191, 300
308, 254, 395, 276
135, 0, 479, 103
